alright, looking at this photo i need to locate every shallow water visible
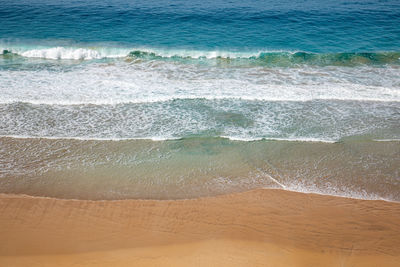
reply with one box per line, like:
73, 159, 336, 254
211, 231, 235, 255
0, 137, 399, 201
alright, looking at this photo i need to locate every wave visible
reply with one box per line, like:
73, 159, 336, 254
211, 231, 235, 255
220, 136, 337, 143
1, 46, 129, 60
4, 135, 399, 144
0, 134, 386, 143
1, 95, 399, 106
127, 50, 400, 67
1, 59, 400, 104
2, 45, 400, 66
1, 99, 398, 143
0, 134, 177, 142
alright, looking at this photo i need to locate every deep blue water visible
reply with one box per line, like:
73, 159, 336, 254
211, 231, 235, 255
1, 0, 400, 52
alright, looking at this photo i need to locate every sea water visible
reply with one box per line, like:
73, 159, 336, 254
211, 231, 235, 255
0, 0, 399, 200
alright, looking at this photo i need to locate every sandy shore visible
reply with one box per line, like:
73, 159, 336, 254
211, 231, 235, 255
1, 189, 399, 266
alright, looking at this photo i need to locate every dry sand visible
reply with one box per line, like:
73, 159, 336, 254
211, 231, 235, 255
0, 189, 399, 266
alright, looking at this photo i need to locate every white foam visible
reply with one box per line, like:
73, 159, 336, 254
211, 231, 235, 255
127, 47, 287, 59
269, 186, 396, 202
373, 139, 400, 142
0, 134, 337, 143
21, 47, 102, 60
220, 136, 264, 142
1, 96, 399, 106
0, 134, 174, 142
0, 57, 399, 142
2, 46, 130, 60
220, 136, 337, 143
263, 137, 337, 143
1, 45, 290, 60
0, 61, 399, 105
277, 181, 397, 202
2, 135, 394, 144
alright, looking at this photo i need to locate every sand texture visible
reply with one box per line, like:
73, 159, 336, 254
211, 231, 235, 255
1, 189, 399, 266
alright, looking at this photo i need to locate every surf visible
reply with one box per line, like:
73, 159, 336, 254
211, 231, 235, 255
2, 45, 400, 66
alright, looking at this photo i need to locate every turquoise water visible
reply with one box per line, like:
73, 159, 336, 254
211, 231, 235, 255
0, 0, 399, 200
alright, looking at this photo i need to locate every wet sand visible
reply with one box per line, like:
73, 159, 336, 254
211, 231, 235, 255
1, 189, 399, 266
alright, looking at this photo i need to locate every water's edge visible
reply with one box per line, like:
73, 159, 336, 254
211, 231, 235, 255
1, 136, 398, 202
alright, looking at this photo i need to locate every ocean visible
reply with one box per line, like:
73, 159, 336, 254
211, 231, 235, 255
0, 0, 399, 200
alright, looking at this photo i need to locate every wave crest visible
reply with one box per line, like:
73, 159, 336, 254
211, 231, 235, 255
1, 46, 128, 60
2, 45, 400, 66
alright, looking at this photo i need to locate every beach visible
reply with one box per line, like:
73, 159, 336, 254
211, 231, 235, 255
1, 0, 400, 266
1, 189, 399, 266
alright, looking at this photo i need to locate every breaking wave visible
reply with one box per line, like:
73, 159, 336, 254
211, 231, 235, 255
2, 45, 400, 66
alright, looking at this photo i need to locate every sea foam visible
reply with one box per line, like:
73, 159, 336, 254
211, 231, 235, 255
1, 60, 399, 105
2, 45, 400, 66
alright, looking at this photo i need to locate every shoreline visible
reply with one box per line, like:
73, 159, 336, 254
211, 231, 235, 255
2, 137, 399, 202
1, 188, 399, 266
0, 187, 398, 203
